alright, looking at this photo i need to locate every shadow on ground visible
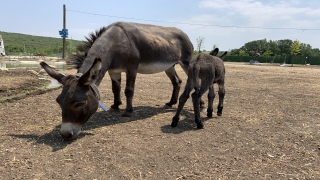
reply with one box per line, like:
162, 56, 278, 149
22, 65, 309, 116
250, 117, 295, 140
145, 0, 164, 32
8, 105, 216, 151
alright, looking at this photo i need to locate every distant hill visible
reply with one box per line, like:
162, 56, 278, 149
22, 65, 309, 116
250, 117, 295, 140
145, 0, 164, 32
0, 31, 83, 56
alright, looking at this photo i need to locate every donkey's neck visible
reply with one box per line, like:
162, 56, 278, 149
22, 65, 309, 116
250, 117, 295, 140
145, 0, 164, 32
78, 55, 110, 87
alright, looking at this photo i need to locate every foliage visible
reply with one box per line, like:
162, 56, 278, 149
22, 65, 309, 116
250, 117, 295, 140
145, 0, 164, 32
230, 38, 320, 57
290, 40, 301, 55
0, 31, 83, 56
262, 50, 273, 57
239, 49, 249, 56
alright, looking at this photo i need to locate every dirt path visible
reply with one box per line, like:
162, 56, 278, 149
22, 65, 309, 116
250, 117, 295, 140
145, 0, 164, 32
0, 63, 320, 179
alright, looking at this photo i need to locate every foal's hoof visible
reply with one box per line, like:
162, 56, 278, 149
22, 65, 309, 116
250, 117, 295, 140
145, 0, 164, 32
119, 116, 132, 123
217, 112, 222, 116
171, 116, 179, 128
171, 121, 178, 128
197, 122, 204, 129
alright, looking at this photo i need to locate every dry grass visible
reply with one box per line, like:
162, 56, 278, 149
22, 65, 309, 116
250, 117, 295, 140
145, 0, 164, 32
0, 62, 320, 179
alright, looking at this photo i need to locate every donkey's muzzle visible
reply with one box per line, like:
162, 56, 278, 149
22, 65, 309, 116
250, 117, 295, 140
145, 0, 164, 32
59, 122, 81, 140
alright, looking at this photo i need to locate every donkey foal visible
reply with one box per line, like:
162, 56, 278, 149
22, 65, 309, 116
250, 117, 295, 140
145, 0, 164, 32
171, 48, 227, 129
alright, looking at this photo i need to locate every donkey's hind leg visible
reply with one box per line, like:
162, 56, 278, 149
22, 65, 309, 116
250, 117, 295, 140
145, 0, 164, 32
217, 81, 225, 116
165, 66, 182, 107
108, 72, 122, 111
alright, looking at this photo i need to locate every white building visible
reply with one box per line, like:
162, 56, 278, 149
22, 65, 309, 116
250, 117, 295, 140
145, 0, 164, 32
0, 35, 5, 56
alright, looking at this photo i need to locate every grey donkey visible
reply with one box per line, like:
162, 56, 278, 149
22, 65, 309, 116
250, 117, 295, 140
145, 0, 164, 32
171, 48, 227, 128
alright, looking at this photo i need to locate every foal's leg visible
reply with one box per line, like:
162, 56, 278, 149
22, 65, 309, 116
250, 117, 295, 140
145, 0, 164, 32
192, 81, 211, 129
165, 66, 182, 107
194, 87, 206, 112
122, 69, 138, 117
108, 72, 122, 110
171, 78, 193, 127
207, 84, 215, 117
217, 81, 225, 116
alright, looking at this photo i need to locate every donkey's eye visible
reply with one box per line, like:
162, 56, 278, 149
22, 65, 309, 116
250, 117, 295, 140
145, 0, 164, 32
74, 102, 86, 107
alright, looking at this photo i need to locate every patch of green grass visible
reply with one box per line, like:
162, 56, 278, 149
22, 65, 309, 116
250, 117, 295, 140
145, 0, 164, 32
22, 90, 30, 94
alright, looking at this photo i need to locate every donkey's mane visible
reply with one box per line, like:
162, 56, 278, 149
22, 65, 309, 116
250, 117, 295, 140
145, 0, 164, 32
68, 27, 108, 69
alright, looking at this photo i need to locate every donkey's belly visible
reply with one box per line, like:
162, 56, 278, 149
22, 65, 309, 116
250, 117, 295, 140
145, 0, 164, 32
137, 62, 175, 74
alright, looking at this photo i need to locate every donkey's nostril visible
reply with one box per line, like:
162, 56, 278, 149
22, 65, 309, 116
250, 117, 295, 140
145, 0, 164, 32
60, 130, 74, 140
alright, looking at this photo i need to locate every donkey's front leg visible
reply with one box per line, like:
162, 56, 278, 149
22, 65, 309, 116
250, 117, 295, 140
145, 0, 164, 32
122, 70, 137, 117
109, 72, 122, 110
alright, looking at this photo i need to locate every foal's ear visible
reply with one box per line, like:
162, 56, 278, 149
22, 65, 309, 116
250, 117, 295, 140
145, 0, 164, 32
209, 48, 219, 56
40, 62, 65, 83
219, 51, 228, 60
79, 57, 102, 85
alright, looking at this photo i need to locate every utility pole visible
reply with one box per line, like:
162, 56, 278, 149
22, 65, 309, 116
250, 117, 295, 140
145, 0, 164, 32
62, 4, 66, 59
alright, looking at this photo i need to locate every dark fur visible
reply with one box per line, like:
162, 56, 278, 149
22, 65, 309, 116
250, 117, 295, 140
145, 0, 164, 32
171, 48, 227, 129
42, 22, 194, 139
69, 27, 108, 69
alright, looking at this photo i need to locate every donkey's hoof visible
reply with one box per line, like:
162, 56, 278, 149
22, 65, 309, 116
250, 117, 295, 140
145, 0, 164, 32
197, 122, 204, 129
171, 121, 178, 128
121, 111, 132, 117
207, 109, 213, 117
163, 104, 173, 109
108, 108, 120, 113
217, 107, 223, 116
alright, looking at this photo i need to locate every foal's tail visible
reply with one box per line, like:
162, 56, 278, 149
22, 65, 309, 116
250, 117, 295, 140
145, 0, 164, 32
192, 64, 201, 90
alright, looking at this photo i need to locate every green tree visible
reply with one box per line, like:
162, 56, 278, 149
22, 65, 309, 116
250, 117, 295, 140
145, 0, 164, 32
262, 50, 273, 57
291, 40, 301, 55
241, 39, 268, 55
300, 43, 313, 56
276, 39, 293, 55
268, 40, 280, 55
290, 40, 301, 66
312, 48, 320, 56
228, 49, 240, 56
239, 49, 249, 56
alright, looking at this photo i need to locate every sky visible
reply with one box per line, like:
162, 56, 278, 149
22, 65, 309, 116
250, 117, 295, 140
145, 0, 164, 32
1, 0, 320, 51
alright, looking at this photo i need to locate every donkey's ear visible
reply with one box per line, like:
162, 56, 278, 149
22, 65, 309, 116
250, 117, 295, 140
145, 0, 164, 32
219, 51, 228, 60
209, 48, 219, 56
79, 57, 102, 85
40, 62, 65, 83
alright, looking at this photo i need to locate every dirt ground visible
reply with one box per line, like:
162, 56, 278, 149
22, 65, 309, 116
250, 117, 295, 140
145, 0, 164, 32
0, 62, 320, 179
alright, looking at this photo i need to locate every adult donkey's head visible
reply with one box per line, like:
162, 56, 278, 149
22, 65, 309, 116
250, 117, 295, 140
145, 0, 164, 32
40, 58, 102, 140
